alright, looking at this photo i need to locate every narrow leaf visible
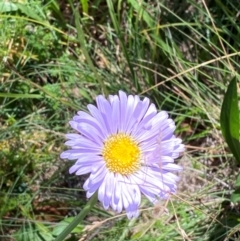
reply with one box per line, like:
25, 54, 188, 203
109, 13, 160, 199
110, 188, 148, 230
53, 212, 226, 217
128, 0, 155, 27
220, 77, 240, 164
80, 0, 88, 14
231, 189, 240, 203
0, 93, 42, 98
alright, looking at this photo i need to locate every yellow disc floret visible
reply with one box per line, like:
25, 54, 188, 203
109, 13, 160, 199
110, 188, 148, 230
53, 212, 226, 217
102, 133, 141, 175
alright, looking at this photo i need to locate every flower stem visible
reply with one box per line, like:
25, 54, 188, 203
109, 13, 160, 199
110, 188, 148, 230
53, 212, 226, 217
54, 192, 98, 241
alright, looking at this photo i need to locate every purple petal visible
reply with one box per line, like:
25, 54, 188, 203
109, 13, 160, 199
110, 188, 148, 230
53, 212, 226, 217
60, 90, 184, 219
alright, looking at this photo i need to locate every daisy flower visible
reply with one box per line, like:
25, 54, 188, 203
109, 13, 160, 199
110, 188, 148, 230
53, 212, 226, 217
61, 91, 184, 219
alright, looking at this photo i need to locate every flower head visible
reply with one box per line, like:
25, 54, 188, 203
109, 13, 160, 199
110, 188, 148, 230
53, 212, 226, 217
61, 91, 184, 219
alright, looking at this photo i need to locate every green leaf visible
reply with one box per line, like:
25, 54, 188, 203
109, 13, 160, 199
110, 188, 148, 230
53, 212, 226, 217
231, 175, 240, 203
14, 224, 53, 241
52, 217, 83, 236
0, 93, 42, 98
131, 231, 144, 239
220, 77, 240, 164
0, 2, 18, 12
235, 174, 240, 187
15, 3, 43, 21
231, 188, 240, 203
128, 0, 155, 27
80, 0, 89, 14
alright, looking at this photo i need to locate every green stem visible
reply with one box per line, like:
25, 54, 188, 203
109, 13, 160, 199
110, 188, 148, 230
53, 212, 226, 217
54, 192, 98, 241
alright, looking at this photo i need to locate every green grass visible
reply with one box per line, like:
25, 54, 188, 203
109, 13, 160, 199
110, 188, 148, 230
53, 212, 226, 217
1, 0, 240, 240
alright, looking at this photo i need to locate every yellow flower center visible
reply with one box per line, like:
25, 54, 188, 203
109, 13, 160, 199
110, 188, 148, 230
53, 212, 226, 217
102, 133, 141, 175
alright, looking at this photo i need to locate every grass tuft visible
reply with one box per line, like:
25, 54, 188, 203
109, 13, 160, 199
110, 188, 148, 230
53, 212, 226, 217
1, 0, 240, 240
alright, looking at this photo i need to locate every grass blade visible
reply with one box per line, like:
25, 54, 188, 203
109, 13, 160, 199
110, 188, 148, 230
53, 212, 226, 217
0, 93, 42, 98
